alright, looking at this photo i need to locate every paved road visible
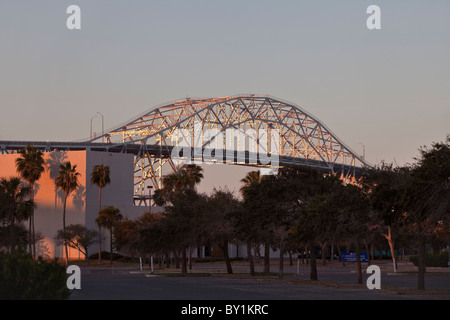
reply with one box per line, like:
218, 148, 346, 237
69, 262, 450, 301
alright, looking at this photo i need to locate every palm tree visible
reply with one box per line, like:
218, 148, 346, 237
90, 164, 111, 263
239, 170, 262, 198
0, 177, 33, 253
181, 164, 204, 189
55, 161, 80, 265
96, 206, 123, 265
15, 145, 45, 258
158, 164, 204, 204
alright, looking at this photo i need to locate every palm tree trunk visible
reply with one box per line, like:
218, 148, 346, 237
110, 227, 113, 265
30, 183, 36, 259
98, 186, 102, 264
63, 193, 69, 265
9, 215, 15, 253
32, 210, 35, 258
85, 248, 90, 267
28, 211, 32, 255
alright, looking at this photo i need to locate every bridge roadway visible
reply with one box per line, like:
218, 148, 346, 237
0, 140, 364, 177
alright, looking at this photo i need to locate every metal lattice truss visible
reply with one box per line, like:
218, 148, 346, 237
88, 95, 370, 198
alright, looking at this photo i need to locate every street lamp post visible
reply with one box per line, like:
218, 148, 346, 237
90, 115, 96, 140
97, 112, 104, 143
359, 142, 366, 162
147, 185, 154, 273
90, 112, 105, 142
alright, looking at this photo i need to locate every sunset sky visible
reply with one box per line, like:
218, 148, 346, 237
1, 0, 449, 172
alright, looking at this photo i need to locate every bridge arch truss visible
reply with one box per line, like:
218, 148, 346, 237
87, 95, 369, 198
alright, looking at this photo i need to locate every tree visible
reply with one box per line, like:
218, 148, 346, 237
116, 212, 167, 264
55, 224, 98, 264
114, 218, 140, 257
230, 201, 257, 276
204, 188, 240, 274
239, 170, 274, 273
181, 164, 204, 188
336, 183, 375, 284
96, 206, 123, 265
156, 164, 204, 205
154, 164, 205, 273
90, 164, 111, 264
274, 166, 337, 279
0, 177, 33, 253
55, 161, 80, 265
160, 189, 206, 273
15, 145, 45, 258
115, 215, 160, 268
239, 166, 338, 279
401, 136, 450, 290
239, 170, 263, 194
361, 162, 406, 272
290, 168, 342, 281
0, 249, 70, 300
0, 224, 29, 252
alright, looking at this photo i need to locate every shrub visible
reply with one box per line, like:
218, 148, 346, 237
89, 251, 124, 261
409, 251, 449, 268
0, 249, 70, 300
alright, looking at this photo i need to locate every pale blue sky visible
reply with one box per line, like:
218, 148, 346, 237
1, 0, 449, 172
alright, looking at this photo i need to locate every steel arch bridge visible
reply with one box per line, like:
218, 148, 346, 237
0, 94, 370, 202
88, 94, 370, 197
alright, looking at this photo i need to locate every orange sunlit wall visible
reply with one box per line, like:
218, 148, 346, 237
0, 151, 87, 260
0, 149, 146, 261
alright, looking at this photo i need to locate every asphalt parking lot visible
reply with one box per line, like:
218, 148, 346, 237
69, 260, 450, 301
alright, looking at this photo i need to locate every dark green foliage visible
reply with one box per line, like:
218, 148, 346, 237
0, 249, 70, 300
409, 252, 449, 268
88, 251, 124, 261
0, 225, 29, 250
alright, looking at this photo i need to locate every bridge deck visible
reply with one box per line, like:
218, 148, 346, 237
0, 140, 364, 177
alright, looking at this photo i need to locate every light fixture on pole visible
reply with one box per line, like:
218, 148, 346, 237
90, 112, 105, 142
90, 115, 96, 140
359, 142, 366, 161
97, 112, 104, 143
147, 184, 154, 273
